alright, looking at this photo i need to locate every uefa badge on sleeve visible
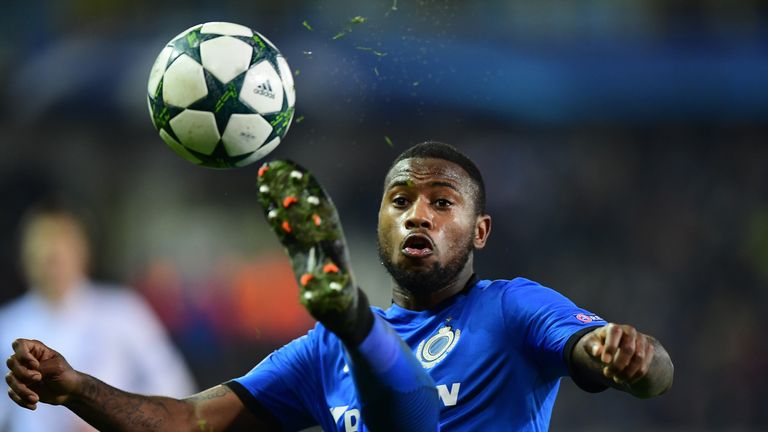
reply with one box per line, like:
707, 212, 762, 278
574, 313, 603, 324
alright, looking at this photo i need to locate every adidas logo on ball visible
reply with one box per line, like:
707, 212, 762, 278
254, 80, 276, 99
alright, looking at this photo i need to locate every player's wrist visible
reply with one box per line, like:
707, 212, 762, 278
63, 371, 93, 407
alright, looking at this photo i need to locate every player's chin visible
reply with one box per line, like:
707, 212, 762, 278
396, 255, 437, 270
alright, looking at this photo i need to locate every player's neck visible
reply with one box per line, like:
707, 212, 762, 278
391, 261, 475, 311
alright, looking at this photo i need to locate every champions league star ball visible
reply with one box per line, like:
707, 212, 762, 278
147, 22, 295, 168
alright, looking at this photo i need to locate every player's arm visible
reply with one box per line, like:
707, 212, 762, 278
5, 338, 277, 431
570, 323, 674, 398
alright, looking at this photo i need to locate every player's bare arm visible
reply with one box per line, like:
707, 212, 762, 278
5, 338, 272, 431
571, 323, 673, 398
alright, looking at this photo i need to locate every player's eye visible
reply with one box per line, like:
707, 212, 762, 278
434, 198, 452, 208
392, 196, 410, 208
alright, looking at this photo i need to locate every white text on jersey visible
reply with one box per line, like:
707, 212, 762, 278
332, 382, 461, 431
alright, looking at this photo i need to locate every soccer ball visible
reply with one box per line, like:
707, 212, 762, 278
147, 22, 295, 168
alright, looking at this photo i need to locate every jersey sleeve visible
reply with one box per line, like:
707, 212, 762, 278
501, 278, 606, 379
226, 326, 323, 431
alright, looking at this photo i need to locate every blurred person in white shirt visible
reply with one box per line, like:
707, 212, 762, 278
0, 201, 196, 432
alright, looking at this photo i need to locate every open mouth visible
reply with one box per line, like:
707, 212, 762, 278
401, 233, 434, 258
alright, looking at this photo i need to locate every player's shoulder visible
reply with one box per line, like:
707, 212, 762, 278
87, 282, 150, 306
82, 282, 165, 326
0, 293, 31, 316
271, 321, 344, 366
0, 294, 32, 336
0, 294, 43, 355
475, 277, 546, 297
429, 277, 544, 318
490, 276, 544, 288
481, 277, 573, 308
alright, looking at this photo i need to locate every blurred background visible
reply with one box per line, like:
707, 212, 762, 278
1, 0, 767, 430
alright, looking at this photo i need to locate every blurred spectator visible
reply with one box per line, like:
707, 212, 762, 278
0, 201, 196, 432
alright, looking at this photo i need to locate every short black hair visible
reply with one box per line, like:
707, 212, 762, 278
388, 141, 486, 214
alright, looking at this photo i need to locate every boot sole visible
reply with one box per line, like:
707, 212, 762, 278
256, 160, 354, 314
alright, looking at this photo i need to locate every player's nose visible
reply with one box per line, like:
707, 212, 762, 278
404, 198, 433, 230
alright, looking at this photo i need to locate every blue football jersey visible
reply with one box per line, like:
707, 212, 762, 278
229, 277, 606, 431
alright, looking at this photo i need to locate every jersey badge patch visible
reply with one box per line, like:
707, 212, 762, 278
574, 313, 603, 323
416, 325, 461, 369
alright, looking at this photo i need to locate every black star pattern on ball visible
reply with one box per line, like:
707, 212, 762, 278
150, 27, 295, 168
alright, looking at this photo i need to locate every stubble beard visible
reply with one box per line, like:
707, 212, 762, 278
377, 235, 474, 296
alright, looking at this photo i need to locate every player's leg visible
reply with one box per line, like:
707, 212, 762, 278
257, 160, 439, 431
345, 313, 440, 431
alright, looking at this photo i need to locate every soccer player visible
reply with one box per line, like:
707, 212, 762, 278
0, 201, 196, 432
5, 142, 673, 431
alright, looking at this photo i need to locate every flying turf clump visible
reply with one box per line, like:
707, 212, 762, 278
329, 16, 369, 41
356, 46, 388, 57
257, 160, 353, 314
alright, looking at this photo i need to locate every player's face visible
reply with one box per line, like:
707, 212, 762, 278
377, 157, 485, 293
21, 216, 88, 301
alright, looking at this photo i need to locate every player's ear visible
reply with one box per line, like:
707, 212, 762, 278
473, 214, 491, 249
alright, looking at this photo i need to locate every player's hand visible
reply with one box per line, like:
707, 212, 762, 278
581, 323, 655, 386
5, 338, 80, 410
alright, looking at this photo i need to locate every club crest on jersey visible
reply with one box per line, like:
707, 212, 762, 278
416, 326, 461, 369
